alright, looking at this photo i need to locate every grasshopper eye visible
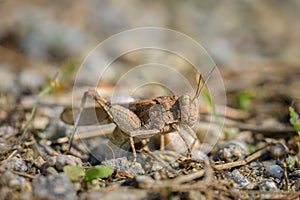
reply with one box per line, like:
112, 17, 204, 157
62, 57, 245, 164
181, 95, 190, 105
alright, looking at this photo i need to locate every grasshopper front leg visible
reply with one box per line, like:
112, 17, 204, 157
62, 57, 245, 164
180, 123, 198, 156
172, 124, 197, 158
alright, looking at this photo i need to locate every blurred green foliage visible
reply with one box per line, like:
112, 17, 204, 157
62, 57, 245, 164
289, 106, 300, 133
286, 155, 295, 170
235, 90, 253, 110
289, 105, 300, 149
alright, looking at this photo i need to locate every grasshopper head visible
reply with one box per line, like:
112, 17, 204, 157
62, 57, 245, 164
181, 94, 191, 105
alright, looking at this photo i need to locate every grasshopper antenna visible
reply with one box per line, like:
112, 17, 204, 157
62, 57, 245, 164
68, 91, 89, 151
193, 64, 217, 101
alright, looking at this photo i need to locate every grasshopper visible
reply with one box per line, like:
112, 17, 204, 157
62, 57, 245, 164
61, 67, 215, 163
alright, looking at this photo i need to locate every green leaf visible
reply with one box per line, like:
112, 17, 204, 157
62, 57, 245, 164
85, 165, 114, 181
289, 106, 300, 133
63, 165, 85, 182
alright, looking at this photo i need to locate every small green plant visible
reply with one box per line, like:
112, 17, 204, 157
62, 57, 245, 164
21, 61, 78, 141
289, 106, 300, 133
63, 166, 85, 182
286, 155, 295, 170
21, 75, 59, 140
85, 165, 114, 181
289, 105, 300, 149
63, 165, 114, 183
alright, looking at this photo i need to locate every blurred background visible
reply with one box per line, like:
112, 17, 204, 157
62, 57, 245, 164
0, 0, 299, 116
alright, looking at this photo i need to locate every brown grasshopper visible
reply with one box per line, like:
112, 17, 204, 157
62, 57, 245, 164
61, 67, 215, 163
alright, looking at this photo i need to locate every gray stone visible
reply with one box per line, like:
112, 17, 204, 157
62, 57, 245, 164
216, 143, 245, 162
229, 169, 249, 188
41, 155, 82, 173
290, 169, 300, 178
0, 171, 26, 190
191, 149, 208, 161
102, 157, 144, 175
265, 165, 283, 179
0, 126, 17, 137
1, 157, 28, 172
0, 67, 18, 93
33, 173, 75, 200
258, 180, 278, 191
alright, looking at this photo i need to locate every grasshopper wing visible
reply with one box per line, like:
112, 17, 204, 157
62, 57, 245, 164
60, 106, 111, 126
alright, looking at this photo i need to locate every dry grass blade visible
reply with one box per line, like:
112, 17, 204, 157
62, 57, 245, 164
211, 146, 269, 170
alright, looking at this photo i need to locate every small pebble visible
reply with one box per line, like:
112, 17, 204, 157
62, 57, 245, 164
229, 169, 249, 188
35, 156, 46, 166
258, 180, 278, 191
151, 162, 164, 171
191, 149, 208, 161
230, 139, 248, 153
0, 171, 26, 190
290, 170, 300, 178
265, 165, 283, 179
1, 157, 28, 172
0, 142, 11, 152
33, 173, 75, 200
216, 143, 245, 162
46, 167, 59, 175
249, 161, 263, 169
0, 67, 18, 93
135, 175, 155, 189
0, 125, 17, 137
55, 155, 82, 170
102, 157, 144, 175
41, 155, 82, 173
